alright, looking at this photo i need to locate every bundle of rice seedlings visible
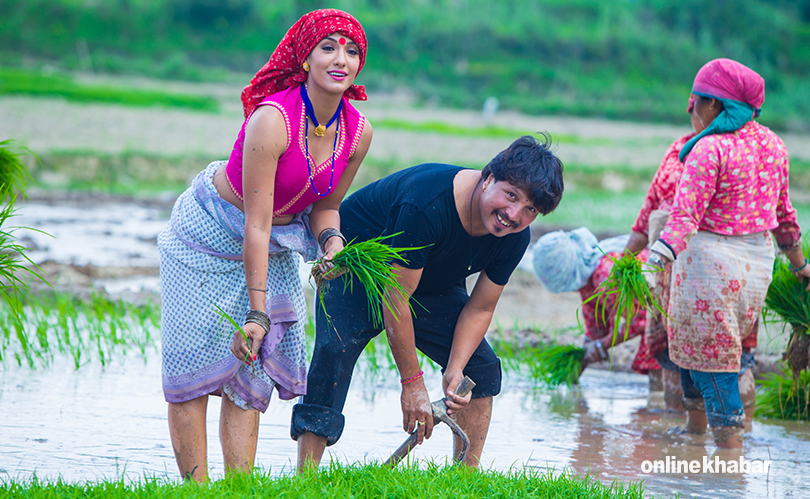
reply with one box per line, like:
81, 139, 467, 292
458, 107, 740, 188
580, 251, 667, 347
310, 233, 426, 327
0, 139, 33, 201
755, 367, 810, 422
531, 343, 586, 387
0, 142, 48, 309
763, 238, 810, 378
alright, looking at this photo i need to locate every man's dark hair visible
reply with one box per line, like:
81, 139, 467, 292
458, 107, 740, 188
481, 134, 564, 215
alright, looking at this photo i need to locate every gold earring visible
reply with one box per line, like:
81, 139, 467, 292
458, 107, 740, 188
302, 62, 310, 72
709, 103, 714, 110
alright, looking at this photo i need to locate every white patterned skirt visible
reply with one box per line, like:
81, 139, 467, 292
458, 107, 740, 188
157, 161, 319, 412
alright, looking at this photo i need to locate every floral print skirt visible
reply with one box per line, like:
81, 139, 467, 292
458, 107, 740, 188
667, 230, 773, 372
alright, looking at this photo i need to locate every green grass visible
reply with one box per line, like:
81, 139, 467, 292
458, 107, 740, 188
0, 68, 218, 112
373, 118, 626, 146
540, 189, 648, 235
3, 0, 809, 130
0, 461, 651, 498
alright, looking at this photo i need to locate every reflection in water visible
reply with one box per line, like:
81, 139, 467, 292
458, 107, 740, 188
2, 358, 808, 498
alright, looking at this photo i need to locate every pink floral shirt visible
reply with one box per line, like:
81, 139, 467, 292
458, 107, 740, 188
660, 121, 800, 255
632, 134, 694, 235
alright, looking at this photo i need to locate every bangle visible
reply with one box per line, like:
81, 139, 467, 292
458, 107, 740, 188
400, 370, 424, 384
245, 309, 271, 334
318, 227, 347, 252
247, 287, 266, 293
790, 258, 809, 273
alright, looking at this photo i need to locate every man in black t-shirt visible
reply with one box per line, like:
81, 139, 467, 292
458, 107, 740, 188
292, 135, 564, 469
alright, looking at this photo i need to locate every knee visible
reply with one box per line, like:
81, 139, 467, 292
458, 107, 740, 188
462, 359, 502, 398
291, 403, 346, 446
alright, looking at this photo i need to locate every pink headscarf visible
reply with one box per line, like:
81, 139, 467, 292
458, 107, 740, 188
240, 9, 368, 118
690, 58, 765, 112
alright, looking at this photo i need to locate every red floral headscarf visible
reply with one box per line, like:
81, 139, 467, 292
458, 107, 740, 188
240, 9, 368, 117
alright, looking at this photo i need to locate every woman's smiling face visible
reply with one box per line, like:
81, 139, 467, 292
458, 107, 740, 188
478, 175, 539, 236
305, 33, 361, 95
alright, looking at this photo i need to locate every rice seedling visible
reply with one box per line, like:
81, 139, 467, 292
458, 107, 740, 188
489, 330, 586, 388
0, 461, 649, 499
530, 343, 586, 387
0, 289, 161, 369
0, 139, 34, 200
755, 367, 810, 422
763, 238, 810, 378
580, 251, 666, 347
0, 202, 50, 304
310, 233, 427, 327
0, 140, 50, 316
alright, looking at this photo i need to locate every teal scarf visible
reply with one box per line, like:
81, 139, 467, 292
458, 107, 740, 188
678, 92, 758, 163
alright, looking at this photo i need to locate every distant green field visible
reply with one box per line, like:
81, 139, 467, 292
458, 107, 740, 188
1, 0, 808, 129
0, 68, 218, 112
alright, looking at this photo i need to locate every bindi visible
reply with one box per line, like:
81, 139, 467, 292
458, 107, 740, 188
339, 37, 346, 45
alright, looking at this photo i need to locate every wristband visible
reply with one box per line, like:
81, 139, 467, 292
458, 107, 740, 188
400, 370, 424, 384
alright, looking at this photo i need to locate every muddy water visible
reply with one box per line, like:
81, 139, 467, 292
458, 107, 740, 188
4, 199, 810, 496
2, 358, 809, 499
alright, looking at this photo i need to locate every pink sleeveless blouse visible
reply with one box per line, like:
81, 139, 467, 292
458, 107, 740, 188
225, 85, 366, 216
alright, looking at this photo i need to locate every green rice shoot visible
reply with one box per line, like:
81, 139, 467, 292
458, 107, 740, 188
755, 367, 810, 422
763, 237, 810, 379
311, 233, 427, 327
764, 237, 810, 331
0, 139, 34, 201
531, 343, 586, 387
211, 300, 254, 370
0, 140, 50, 312
580, 251, 666, 347
0, 289, 160, 369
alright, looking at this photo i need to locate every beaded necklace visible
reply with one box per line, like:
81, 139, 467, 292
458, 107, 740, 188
300, 85, 342, 197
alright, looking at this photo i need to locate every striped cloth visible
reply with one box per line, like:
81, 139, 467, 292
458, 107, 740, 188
158, 161, 319, 412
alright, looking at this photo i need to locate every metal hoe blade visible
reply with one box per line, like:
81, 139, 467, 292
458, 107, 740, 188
384, 376, 476, 466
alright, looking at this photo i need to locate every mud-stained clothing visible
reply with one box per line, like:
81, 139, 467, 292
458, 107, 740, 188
291, 163, 529, 445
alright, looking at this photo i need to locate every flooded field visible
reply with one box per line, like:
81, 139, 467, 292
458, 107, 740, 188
3, 355, 809, 499
2, 198, 809, 498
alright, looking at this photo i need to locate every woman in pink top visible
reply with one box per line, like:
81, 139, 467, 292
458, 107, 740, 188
157, 9, 372, 481
647, 59, 810, 448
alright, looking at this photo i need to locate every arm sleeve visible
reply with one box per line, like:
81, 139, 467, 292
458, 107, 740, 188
383, 202, 436, 269
770, 145, 802, 250
632, 135, 691, 235
659, 137, 721, 256
483, 229, 530, 286
632, 144, 674, 235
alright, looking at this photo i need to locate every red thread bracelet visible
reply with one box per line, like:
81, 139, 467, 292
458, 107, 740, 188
400, 370, 424, 384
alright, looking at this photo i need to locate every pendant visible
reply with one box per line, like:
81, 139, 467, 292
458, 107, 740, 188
314, 125, 326, 137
